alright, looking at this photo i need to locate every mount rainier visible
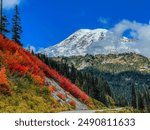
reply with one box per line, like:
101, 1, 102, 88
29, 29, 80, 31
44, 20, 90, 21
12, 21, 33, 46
38, 29, 139, 57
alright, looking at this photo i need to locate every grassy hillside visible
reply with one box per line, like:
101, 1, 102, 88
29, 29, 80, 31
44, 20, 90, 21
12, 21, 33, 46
0, 70, 70, 112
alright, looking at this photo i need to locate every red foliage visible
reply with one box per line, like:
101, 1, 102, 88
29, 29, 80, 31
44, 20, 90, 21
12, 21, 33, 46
32, 74, 44, 85
57, 93, 67, 100
0, 67, 9, 85
0, 68, 11, 95
0, 35, 89, 102
69, 100, 76, 108
49, 86, 56, 94
0, 35, 45, 85
11, 63, 29, 75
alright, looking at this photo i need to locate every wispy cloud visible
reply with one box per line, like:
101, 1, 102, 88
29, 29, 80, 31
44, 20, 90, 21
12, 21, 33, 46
88, 20, 150, 57
98, 17, 109, 25
3, 0, 22, 9
112, 20, 150, 57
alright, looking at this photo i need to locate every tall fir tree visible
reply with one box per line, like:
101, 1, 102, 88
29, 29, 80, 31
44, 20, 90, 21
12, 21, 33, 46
131, 84, 137, 108
12, 5, 22, 46
0, 0, 9, 35
0, 0, 2, 34
0, 15, 9, 35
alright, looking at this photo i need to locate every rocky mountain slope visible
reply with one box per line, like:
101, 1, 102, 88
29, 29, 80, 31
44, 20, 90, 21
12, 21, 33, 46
53, 53, 150, 73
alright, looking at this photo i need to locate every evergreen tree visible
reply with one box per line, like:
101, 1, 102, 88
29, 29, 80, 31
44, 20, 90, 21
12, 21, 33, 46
0, 0, 2, 34
131, 85, 137, 108
27, 46, 31, 52
0, 0, 9, 35
27, 46, 35, 55
138, 93, 144, 111
0, 15, 9, 35
12, 5, 22, 46
70, 64, 77, 83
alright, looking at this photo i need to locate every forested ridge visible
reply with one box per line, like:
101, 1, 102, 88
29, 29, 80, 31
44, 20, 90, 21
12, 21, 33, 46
46, 53, 150, 112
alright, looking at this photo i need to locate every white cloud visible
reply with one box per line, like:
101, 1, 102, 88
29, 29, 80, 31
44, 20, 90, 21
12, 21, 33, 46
3, 0, 22, 9
98, 17, 109, 25
111, 20, 150, 57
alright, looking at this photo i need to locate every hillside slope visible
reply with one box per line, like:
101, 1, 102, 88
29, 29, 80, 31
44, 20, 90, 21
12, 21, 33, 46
51, 53, 150, 111
37, 53, 114, 107
0, 35, 100, 112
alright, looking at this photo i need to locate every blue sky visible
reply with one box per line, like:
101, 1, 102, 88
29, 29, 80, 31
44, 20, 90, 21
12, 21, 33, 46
4, 0, 150, 50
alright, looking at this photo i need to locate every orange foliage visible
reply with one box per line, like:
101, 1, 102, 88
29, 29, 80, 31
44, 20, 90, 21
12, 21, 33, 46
57, 93, 67, 100
32, 74, 44, 85
0, 67, 11, 95
49, 86, 56, 94
0, 67, 9, 85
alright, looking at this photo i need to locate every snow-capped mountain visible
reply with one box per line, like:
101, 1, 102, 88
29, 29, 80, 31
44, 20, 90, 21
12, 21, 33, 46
38, 29, 139, 57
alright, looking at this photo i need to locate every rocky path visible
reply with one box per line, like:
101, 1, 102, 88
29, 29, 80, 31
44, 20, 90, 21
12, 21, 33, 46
46, 77, 88, 110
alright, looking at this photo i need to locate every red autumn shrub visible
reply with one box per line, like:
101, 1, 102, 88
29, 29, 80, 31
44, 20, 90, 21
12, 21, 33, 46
57, 93, 67, 100
49, 86, 56, 94
10, 63, 29, 75
0, 67, 9, 85
0, 68, 11, 95
32, 74, 44, 85
69, 100, 76, 108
